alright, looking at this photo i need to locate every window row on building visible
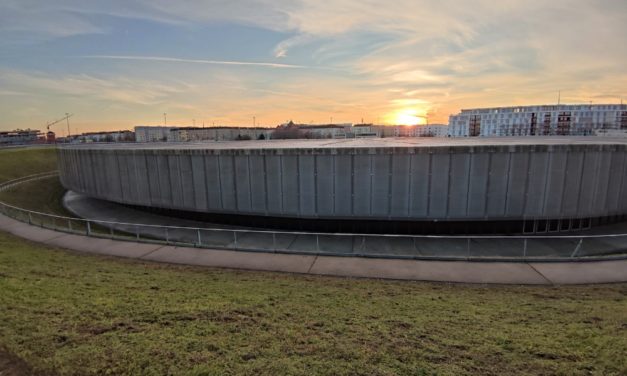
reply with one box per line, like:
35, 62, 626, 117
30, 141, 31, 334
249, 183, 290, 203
449, 104, 627, 137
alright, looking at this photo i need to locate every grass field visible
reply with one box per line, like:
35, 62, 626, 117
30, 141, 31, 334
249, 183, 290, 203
1, 232, 626, 376
0, 146, 626, 375
0, 147, 58, 183
0, 146, 70, 216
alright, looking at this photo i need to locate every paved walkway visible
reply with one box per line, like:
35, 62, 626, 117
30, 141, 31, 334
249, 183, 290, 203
1, 214, 626, 285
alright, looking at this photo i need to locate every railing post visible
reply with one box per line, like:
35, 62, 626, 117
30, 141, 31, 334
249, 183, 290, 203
233, 231, 238, 249
68, 219, 72, 232
28, 212, 32, 225
316, 234, 320, 252
272, 232, 277, 251
197, 229, 202, 247
467, 238, 471, 259
110, 225, 114, 239
570, 238, 583, 258
135, 225, 140, 241
523, 238, 528, 258
86, 221, 91, 236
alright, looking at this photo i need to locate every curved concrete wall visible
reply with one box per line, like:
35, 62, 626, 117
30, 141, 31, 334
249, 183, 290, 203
57, 139, 627, 222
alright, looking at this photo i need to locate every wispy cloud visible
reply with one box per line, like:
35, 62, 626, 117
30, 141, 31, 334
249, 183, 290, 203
0, 69, 191, 106
78, 55, 311, 69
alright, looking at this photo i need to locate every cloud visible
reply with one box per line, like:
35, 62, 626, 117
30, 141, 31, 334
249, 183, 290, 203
78, 55, 310, 69
0, 69, 191, 106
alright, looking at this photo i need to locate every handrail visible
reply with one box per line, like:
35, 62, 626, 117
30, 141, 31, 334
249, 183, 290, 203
1, 172, 627, 261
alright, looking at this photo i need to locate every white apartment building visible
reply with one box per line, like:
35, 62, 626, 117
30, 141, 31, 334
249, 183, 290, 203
134, 126, 176, 142
74, 130, 134, 143
448, 104, 627, 137
168, 127, 274, 142
395, 124, 449, 137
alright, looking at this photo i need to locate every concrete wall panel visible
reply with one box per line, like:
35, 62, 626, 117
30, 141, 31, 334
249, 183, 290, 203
592, 151, 612, 215
134, 153, 152, 206
265, 155, 282, 214
249, 155, 267, 213
560, 152, 584, 217
315, 155, 334, 216
390, 154, 410, 218
204, 155, 222, 211
486, 153, 510, 217
466, 153, 489, 218
298, 155, 316, 216
543, 151, 567, 216
605, 152, 625, 214
577, 151, 600, 216
505, 152, 529, 217
167, 155, 184, 208
234, 155, 251, 212
334, 155, 352, 216
352, 155, 371, 216
281, 156, 299, 215
371, 155, 391, 217
179, 155, 196, 209
409, 154, 430, 217
524, 152, 549, 217
448, 153, 470, 218
191, 155, 207, 210
218, 155, 236, 211
428, 153, 450, 218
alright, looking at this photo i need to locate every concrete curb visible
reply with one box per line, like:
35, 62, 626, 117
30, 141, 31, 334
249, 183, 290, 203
1, 214, 626, 285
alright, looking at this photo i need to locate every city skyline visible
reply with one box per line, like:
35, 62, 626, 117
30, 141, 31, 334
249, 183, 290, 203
1, 0, 626, 133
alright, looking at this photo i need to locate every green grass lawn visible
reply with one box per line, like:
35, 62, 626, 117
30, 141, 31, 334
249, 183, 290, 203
0, 146, 626, 375
0, 146, 58, 183
0, 146, 71, 217
0, 232, 626, 376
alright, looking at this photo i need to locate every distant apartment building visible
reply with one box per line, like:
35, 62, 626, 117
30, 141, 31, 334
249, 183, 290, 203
168, 127, 274, 142
352, 124, 382, 137
134, 126, 176, 142
448, 104, 627, 137
0, 129, 43, 145
395, 124, 449, 137
298, 124, 352, 138
74, 130, 134, 143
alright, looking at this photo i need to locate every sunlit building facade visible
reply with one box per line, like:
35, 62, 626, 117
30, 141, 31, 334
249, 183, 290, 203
448, 104, 627, 137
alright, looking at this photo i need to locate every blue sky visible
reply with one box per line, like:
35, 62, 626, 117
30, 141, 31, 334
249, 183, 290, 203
1, 0, 626, 133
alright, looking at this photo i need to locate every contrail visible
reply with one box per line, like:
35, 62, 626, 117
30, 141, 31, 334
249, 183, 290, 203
78, 55, 310, 69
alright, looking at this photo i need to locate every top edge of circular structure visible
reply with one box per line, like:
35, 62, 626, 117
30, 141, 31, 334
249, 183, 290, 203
57, 136, 627, 151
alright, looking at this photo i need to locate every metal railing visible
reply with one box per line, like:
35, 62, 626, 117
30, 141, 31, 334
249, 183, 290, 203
1, 172, 627, 262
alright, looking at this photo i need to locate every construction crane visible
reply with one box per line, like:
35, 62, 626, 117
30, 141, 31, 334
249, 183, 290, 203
46, 113, 73, 138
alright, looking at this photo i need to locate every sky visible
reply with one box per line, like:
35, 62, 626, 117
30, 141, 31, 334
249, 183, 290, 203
0, 0, 626, 134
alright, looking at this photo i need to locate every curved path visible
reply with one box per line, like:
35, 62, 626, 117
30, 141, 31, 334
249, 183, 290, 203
1, 213, 626, 285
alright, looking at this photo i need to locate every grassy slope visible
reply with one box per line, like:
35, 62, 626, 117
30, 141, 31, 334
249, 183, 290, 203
0, 232, 626, 376
0, 147, 626, 375
0, 147, 58, 183
0, 146, 70, 216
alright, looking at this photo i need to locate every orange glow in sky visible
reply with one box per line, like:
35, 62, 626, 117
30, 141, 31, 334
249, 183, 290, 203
391, 109, 428, 126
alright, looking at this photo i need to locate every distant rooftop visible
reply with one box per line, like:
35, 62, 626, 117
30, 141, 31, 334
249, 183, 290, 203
459, 104, 627, 114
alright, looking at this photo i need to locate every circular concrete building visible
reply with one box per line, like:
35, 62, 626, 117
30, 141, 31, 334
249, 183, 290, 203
57, 137, 627, 234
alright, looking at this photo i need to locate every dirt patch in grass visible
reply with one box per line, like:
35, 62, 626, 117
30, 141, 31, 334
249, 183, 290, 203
0, 346, 50, 376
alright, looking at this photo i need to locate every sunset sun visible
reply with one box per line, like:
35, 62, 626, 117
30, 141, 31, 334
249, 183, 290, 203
393, 109, 427, 125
